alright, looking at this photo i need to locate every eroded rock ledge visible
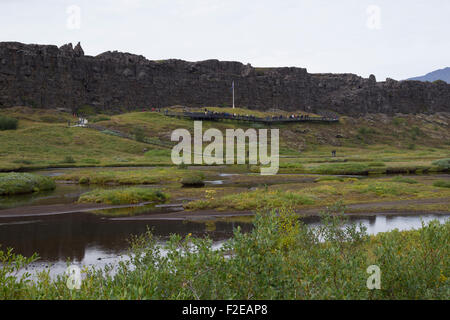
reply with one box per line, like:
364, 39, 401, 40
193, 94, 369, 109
0, 41, 449, 115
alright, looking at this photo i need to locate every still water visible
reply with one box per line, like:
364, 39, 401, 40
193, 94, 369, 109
0, 210, 447, 268
0, 169, 448, 276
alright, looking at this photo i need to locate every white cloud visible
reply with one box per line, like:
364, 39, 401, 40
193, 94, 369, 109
0, 0, 448, 80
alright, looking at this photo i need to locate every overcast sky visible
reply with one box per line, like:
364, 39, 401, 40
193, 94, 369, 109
1, 0, 448, 81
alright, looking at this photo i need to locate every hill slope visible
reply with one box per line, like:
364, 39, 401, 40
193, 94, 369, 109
1, 106, 449, 172
407, 67, 450, 83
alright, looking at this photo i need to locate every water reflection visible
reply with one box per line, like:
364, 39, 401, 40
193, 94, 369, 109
0, 184, 92, 209
0, 213, 253, 262
0, 212, 447, 266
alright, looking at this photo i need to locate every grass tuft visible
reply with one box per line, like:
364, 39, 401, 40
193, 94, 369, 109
78, 187, 169, 205
0, 173, 56, 195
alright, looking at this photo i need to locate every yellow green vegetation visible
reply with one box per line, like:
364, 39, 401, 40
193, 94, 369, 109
186, 176, 450, 211
0, 172, 55, 195
186, 189, 315, 211
180, 172, 206, 187
0, 107, 175, 171
1, 107, 449, 172
78, 187, 169, 205
434, 180, 450, 188
56, 168, 214, 185
1, 206, 448, 299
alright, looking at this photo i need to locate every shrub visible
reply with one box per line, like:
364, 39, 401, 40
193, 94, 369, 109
181, 173, 205, 187
79, 176, 90, 184
0, 173, 56, 195
433, 180, 450, 188
0, 116, 18, 130
132, 127, 146, 142
432, 158, 450, 171
1, 205, 448, 299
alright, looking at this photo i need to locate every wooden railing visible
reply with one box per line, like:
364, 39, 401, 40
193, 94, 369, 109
164, 111, 339, 124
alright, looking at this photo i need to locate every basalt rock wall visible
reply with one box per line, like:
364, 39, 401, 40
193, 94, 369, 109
1, 42, 449, 116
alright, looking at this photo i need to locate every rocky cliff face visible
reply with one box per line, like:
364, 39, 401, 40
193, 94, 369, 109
1, 42, 449, 115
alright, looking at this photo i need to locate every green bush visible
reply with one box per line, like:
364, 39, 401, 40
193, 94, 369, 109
0, 116, 18, 130
0, 205, 448, 299
132, 127, 146, 143
433, 180, 450, 188
0, 173, 56, 195
181, 173, 205, 187
432, 158, 450, 171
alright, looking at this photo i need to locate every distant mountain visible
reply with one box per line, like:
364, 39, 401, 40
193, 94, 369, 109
407, 67, 450, 83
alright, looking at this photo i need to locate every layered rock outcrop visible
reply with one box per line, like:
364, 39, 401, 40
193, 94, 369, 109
0, 41, 449, 115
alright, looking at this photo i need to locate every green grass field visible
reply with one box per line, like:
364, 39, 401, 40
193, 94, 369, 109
1, 106, 449, 172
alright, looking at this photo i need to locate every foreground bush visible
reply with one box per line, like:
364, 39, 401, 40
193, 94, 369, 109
0, 173, 56, 195
1, 204, 447, 299
0, 115, 18, 130
78, 187, 169, 204
433, 180, 450, 188
433, 159, 450, 171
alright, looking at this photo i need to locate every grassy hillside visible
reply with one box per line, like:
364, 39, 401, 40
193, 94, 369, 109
0, 106, 449, 171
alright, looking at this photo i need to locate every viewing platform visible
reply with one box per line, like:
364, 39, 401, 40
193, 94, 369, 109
164, 111, 339, 124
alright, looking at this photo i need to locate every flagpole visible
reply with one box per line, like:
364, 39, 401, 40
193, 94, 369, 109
232, 81, 235, 109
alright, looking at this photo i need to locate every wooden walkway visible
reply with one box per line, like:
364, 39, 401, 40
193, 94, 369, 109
164, 111, 339, 124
